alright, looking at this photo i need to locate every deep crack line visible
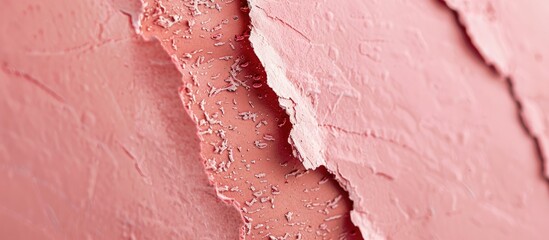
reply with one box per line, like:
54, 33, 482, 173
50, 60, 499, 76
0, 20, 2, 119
439, 0, 549, 182
504, 77, 549, 181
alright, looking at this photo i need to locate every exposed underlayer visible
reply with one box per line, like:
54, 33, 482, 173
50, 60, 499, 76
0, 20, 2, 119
140, 0, 362, 239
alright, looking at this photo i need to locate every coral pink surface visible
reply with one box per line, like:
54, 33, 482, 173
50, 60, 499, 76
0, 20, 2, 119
2, 0, 549, 239
0, 0, 241, 238
140, 0, 360, 238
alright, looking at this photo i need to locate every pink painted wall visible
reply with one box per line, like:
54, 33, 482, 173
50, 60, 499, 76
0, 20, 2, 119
2, 0, 549, 239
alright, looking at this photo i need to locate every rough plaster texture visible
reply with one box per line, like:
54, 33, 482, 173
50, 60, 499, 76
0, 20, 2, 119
140, 0, 360, 238
0, 0, 241, 239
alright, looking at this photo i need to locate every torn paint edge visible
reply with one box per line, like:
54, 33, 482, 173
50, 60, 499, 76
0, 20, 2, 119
441, 0, 549, 180
441, 0, 511, 76
128, 1, 247, 238
331, 161, 385, 240
246, 1, 325, 170
247, 1, 383, 238
174, 90, 247, 240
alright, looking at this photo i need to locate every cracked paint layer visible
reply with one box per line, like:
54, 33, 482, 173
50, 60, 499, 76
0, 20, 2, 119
0, 0, 242, 238
441, 0, 549, 180
140, 0, 361, 239
248, 0, 549, 239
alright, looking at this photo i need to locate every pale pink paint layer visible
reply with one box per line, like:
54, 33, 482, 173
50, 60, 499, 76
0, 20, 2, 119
0, 0, 241, 239
248, 0, 549, 239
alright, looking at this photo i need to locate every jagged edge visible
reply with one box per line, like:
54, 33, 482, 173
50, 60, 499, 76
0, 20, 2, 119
246, 1, 374, 238
131, 1, 247, 238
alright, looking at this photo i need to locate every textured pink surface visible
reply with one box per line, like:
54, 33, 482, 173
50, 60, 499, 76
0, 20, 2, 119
0, 0, 241, 238
248, 0, 549, 239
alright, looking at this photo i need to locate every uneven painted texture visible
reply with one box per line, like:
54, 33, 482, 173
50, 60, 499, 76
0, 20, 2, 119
0, 0, 242, 239
442, 0, 549, 179
249, 0, 549, 239
3, 0, 549, 239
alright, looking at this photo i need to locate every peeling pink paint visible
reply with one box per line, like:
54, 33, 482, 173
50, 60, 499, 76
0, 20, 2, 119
140, 0, 361, 238
3, 0, 549, 239
248, 0, 549, 239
